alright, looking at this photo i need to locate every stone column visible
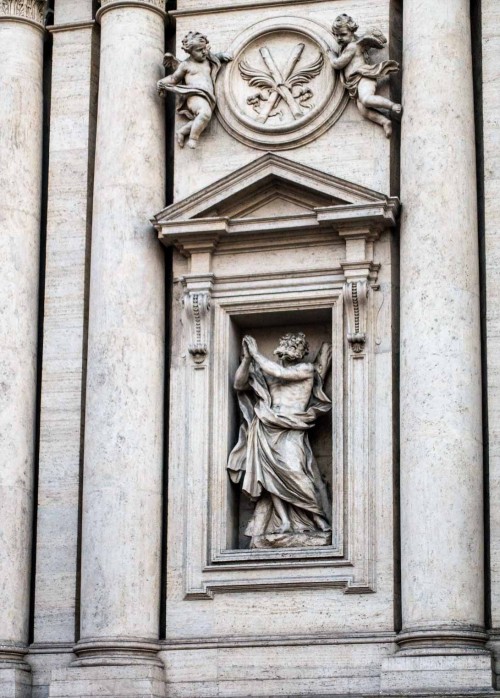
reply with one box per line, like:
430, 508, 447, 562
29, 0, 98, 689
50, 0, 167, 696
382, 0, 493, 691
0, 1, 46, 695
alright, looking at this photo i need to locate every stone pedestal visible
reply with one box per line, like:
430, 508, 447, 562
49, 666, 165, 698
0, 1, 46, 694
382, 0, 494, 691
49, 0, 167, 695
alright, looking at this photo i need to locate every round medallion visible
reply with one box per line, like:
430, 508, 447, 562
216, 17, 348, 150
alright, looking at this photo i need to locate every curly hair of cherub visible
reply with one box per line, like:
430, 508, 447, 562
332, 13, 359, 35
182, 31, 209, 53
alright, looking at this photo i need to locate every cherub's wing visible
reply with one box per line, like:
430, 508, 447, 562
287, 53, 324, 87
238, 60, 275, 90
356, 29, 387, 51
163, 53, 181, 72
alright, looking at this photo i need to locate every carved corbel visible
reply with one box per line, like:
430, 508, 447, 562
182, 276, 214, 365
343, 280, 368, 354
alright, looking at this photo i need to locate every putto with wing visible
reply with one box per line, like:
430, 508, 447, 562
238, 43, 324, 123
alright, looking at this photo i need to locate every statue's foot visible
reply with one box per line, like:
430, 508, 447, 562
383, 121, 393, 138
176, 132, 185, 148
275, 521, 292, 534
391, 103, 402, 116
187, 138, 198, 149
313, 515, 331, 532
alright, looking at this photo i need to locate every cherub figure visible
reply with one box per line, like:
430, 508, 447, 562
327, 14, 402, 138
157, 31, 232, 149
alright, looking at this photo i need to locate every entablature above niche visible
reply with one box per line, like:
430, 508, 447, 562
153, 153, 399, 258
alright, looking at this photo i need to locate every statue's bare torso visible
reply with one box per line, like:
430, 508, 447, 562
266, 365, 314, 414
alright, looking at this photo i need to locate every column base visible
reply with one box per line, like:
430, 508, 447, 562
49, 665, 165, 698
381, 653, 495, 693
0, 667, 32, 698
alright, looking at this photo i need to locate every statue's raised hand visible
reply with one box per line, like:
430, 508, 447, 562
243, 335, 258, 358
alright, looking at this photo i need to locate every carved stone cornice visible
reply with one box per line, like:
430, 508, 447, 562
98, 0, 167, 20
0, 0, 46, 27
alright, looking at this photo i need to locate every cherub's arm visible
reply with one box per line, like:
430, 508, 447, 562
213, 51, 233, 64
313, 342, 332, 382
326, 44, 356, 70
244, 336, 313, 382
164, 62, 188, 85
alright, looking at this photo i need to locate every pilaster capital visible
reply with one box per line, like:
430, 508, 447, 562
0, 0, 47, 28
97, 0, 167, 20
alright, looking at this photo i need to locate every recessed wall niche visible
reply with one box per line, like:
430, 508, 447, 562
225, 308, 334, 552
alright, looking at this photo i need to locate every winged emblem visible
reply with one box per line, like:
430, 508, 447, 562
238, 44, 324, 123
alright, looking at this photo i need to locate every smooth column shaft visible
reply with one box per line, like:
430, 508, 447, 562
34, 6, 98, 644
0, 18, 44, 650
400, 0, 483, 631
80, 4, 166, 642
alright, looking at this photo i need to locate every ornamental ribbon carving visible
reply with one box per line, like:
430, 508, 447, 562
343, 280, 368, 353
183, 288, 212, 365
0, 0, 46, 24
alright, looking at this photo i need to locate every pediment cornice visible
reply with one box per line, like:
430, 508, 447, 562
153, 154, 399, 254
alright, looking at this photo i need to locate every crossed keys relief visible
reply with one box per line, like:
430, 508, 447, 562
239, 43, 324, 123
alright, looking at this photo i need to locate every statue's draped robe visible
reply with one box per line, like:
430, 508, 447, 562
161, 52, 222, 119
227, 362, 331, 545
340, 35, 399, 100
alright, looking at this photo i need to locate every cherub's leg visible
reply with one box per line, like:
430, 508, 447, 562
357, 78, 402, 117
185, 97, 213, 149
357, 100, 393, 138
176, 122, 193, 148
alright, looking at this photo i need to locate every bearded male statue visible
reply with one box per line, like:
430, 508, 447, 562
227, 333, 333, 549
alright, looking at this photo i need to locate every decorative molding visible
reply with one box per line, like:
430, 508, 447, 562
71, 637, 163, 667
0, 0, 46, 26
100, 0, 165, 7
160, 630, 397, 651
171, 0, 339, 18
396, 626, 489, 652
182, 275, 214, 365
344, 280, 368, 353
49, 20, 95, 33
97, 0, 167, 20
0, 643, 29, 668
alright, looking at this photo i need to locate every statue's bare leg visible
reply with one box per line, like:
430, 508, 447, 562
271, 495, 291, 533
357, 100, 393, 138
176, 122, 192, 148
358, 78, 402, 113
186, 97, 213, 149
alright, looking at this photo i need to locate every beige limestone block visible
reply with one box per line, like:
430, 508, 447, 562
54, 0, 94, 25
79, 1, 166, 645
0, 13, 44, 654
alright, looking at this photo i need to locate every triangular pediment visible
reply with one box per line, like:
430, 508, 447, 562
153, 153, 394, 226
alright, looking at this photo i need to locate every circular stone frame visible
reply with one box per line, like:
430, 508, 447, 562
216, 16, 349, 151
